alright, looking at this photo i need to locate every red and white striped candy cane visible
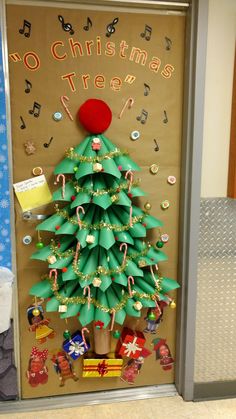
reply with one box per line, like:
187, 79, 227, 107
83, 286, 91, 309
120, 242, 128, 266
125, 169, 134, 193
118, 97, 134, 119
129, 206, 133, 227
81, 327, 90, 350
74, 241, 80, 264
60, 95, 74, 121
49, 269, 58, 290
76, 205, 85, 230
154, 299, 162, 316
128, 275, 134, 297
56, 174, 65, 199
109, 308, 116, 331
150, 265, 159, 287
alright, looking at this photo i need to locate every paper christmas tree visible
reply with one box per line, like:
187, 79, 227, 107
29, 99, 179, 329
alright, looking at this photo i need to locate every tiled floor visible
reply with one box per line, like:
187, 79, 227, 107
1, 395, 236, 418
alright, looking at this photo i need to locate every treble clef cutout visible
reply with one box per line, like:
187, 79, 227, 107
106, 17, 119, 37
58, 15, 74, 35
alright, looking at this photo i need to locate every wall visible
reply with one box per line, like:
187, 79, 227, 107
201, 0, 236, 198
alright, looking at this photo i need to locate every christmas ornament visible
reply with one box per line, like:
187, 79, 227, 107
35, 241, 44, 249
27, 304, 55, 344
63, 330, 71, 339
113, 330, 121, 339
47, 255, 57, 264
86, 234, 95, 244
156, 241, 164, 248
78, 98, 112, 133
143, 304, 164, 334
133, 301, 143, 311
63, 328, 90, 360
149, 164, 159, 174
22, 235, 32, 245
53, 112, 63, 121
130, 130, 140, 141
144, 202, 152, 211
170, 300, 176, 309
161, 200, 170, 210
51, 351, 79, 386
26, 347, 48, 387
167, 175, 176, 185
24, 140, 36, 155
92, 277, 102, 287
32, 308, 40, 317
161, 233, 169, 243
83, 358, 123, 378
32, 167, 43, 176
92, 137, 101, 150
93, 162, 103, 172
62, 267, 68, 273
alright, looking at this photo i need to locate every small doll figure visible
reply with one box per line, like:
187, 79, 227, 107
91, 137, 101, 151
153, 338, 174, 371
26, 346, 48, 387
143, 305, 164, 334
27, 305, 55, 344
51, 351, 79, 387
120, 356, 144, 385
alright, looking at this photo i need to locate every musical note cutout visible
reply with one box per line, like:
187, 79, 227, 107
153, 139, 159, 152
165, 37, 172, 51
144, 83, 150, 96
29, 102, 41, 118
58, 15, 74, 35
20, 116, 26, 130
106, 17, 119, 37
19, 20, 31, 38
44, 137, 53, 148
136, 109, 148, 124
163, 110, 168, 124
25, 79, 32, 94
140, 24, 152, 41
83, 17, 92, 31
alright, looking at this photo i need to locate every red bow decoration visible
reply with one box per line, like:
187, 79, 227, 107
31, 346, 48, 360
94, 320, 104, 329
97, 360, 108, 377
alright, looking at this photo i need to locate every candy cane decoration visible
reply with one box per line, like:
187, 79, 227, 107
120, 242, 128, 266
128, 275, 135, 297
74, 241, 81, 264
60, 95, 73, 121
154, 299, 162, 317
150, 265, 159, 287
118, 97, 134, 119
49, 269, 58, 290
109, 308, 116, 331
129, 206, 133, 227
125, 170, 134, 193
76, 206, 85, 230
83, 286, 91, 309
81, 327, 90, 350
56, 174, 65, 199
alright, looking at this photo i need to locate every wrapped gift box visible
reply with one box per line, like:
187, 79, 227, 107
82, 358, 123, 378
63, 330, 90, 360
116, 327, 146, 359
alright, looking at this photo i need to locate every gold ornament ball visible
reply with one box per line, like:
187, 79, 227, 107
170, 300, 176, 309
32, 308, 40, 316
144, 202, 152, 211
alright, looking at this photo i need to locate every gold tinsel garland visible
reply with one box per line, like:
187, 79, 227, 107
55, 205, 145, 231
48, 276, 162, 314
73, 179, 140, 196
50, 240, 150, 281
66, 147, 128, 163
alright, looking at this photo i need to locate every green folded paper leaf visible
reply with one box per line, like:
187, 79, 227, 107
113, 286, 140, 318
130, 186, 146, 198
49, 255, 74, 269
75, 161, 94, 180
36, 213, 65, 232
74, 135, 92, 155
29, 278, 57, 298
114, 190, 131, 207
125, 259, 144, 277
54, 158, 76, 175
94, 290, 111, 328
129, 222, 147, 238
147, 247, 168, 263
134, 277, 156, 294
114, 155, 141, 172
70, 191, 90, 208
100, 135, 118, 152
79, 302, 95, 326
56, 217, 78, 236
30, 245, 52, 261
161, 277, 180, 292
106, 286, 126, 325
143, 214, 163, 229
132, 284, 156, 308
99, 212, 116, 250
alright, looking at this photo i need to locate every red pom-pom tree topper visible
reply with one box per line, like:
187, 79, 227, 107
77, 98, 112, 134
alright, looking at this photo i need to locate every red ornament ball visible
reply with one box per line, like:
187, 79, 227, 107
78, 99, 112, 134
62, 267, 68, 273
55, 225, 60, 231
71, 195, 76, 201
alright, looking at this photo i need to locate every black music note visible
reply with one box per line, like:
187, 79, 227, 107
20, 116, 26, 129
144, 83, 150, 96
153, 139, 159, 152
44, 137, 53, 148
165, 37, 172, 51
140, 24, 152, 41
136, 109, 148, 124
163, 110, 168, 124
29, 102, 41, 118
106, 17, 119, 37
25, 79, 32, 94
19, 20, 31, 38
83, 17, 92, 31
58, 15, 74, 35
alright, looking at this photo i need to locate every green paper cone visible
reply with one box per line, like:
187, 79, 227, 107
76, 228, 90, 247
147, 247, 168, 263
74, 135, 92, 154
98, 249, 112, 291
130, 205, 143, 216
75, 161, 94, 180
129, 223, 147, 238
161, 277, 180, 292
49, 255, 74, 269
60, 263, 77, 281
113, 231, 134, 245
101, 158, 121, 179
106, 286, 126, 325
60, 302, 81, 319
100, 135, 118, 152
29, 278, 57, 298
136, 255, 153, 267
62, 247, 90, 281
134, 277, 156, 294
114, 191, 131, 207
113, 286, 140, 318
81, 247, 99, 280
96, 138, 110, 156
114, 155, 141, 172
36, 213, 65, 232
30, 245, 52, 261
54, 158, 76, 175
143, 214, 163, 229
46, 296, 60, 312
94, 290, 111, 328
99, 213, 115, 250
92, 176, 112, 209
56, 218, 78, 236
130, 186, 146, 198
53, 181, 75, 202
132, 284, 156, 308
125, 259, 144, 277
79, 302, 95, 326
70, 191, 90, 208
